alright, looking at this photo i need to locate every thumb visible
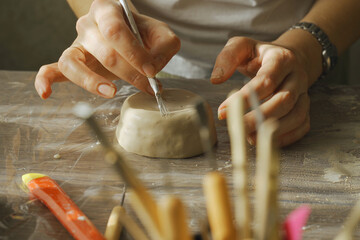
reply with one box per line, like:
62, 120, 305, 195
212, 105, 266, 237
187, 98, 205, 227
211, 37, 256, 84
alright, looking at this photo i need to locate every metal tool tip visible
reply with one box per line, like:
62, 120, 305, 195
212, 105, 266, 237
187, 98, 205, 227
155, 94, 169, 117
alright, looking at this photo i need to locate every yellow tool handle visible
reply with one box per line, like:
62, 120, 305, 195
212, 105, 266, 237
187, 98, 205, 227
105, 205, 149, 240
105, 206, 125, 240
159, 196, 191, 240
203, 172, 236, 240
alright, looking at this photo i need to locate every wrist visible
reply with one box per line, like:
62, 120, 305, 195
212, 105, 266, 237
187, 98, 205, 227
272, 28, 323, 87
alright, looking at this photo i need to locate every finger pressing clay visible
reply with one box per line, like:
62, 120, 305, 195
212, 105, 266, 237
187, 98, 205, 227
116, 88, 217, 158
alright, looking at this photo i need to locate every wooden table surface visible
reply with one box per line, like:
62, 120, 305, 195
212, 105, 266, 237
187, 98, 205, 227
1, 70, 360, 240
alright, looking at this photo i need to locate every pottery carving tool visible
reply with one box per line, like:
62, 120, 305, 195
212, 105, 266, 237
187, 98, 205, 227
119, 0, 168, 117
159, 195, 191, 240
254, 119, 280, 240
334, 199, 360, 240
226, 91, 252, 240
22, 173, 105, 240
195, 100, 236, 240
105, 185, 149, 240
104, 185, 126, 240
73, 102, 163, 240
203, 172, 236, 240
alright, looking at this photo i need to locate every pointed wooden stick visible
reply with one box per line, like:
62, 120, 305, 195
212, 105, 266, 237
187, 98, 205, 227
127, 188, 163, 240
159, 195, 191, 240
203, 172, 236, 240
226, 91, 252, 239
254, 119, 280, 240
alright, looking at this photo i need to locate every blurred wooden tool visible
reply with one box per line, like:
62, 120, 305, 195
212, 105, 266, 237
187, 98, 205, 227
203, 172, 236, 240
254, 119, 280, 240
105, 192, 149, 240
105, 205, 126, 240
159, 195, 191, 240
195, 99, 217, 170
73, 103, 162, 240
105, 185, 127, 240
227, 91, 252, 240
334, 199, 360, 240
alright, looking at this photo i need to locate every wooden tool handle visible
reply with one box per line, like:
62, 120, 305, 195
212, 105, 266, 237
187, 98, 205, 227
104, 152, 162, 239
203, 172, 236, 240
334, 199, 360, 240
105, 205, 149, 240
105, 206, 125, 240
159, 195, 191, 240
129, 188, 162, 240
227, 91, 252, 239
254, 119, 280, 240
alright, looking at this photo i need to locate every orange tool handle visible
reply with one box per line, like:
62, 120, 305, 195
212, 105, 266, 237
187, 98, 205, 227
24, 174, 104, 240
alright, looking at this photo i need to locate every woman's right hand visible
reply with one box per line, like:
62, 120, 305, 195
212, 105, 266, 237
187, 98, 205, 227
35, 0, 180, 99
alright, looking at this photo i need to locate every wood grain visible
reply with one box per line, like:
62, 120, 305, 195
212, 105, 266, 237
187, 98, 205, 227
0, 71, 360, 239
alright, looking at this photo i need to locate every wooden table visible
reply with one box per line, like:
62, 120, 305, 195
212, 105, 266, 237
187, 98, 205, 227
1, 70, 360, 239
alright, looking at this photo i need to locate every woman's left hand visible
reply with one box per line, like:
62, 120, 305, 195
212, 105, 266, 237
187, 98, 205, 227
211, 37, 314, 147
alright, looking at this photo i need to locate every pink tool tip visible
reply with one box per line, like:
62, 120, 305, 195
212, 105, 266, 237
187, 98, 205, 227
283, 205, 311, 240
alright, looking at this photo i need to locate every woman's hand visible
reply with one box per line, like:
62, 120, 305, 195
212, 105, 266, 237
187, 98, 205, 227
212, 36, 320, 147
35, 0, 180, 99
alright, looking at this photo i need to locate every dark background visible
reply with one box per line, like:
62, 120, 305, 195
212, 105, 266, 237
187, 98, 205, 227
0, 0, 77, 71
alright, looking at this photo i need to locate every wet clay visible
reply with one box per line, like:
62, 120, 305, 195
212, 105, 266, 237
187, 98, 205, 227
116, 89, 217, 158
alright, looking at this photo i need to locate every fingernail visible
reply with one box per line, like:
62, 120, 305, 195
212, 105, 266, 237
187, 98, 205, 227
218, 108, 226, 120
211, 67, 224, 80
98, 84, 116, 98
37, 84, 51, 99
142, 63, 156, 77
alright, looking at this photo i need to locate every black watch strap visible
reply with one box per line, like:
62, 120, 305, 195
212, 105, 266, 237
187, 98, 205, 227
289, 22, 338, 78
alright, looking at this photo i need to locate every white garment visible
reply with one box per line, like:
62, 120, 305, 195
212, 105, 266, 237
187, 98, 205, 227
133, 0, 315, 78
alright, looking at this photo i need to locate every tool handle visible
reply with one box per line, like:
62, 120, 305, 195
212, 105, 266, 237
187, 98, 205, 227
105, 205, 149, 240
129, 188, 163, 240
119, 0, 144, 47
24, 174, 104, 240
227, 91, 252, 239
105, 206, 125, 240
203, 172, 236, 240
334, 200, 360, 240
159, 196, 191, 240
254, 119, 280, 240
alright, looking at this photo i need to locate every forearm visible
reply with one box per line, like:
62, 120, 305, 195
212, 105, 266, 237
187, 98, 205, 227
66, 0, 138, 18
273, 0, 360, 86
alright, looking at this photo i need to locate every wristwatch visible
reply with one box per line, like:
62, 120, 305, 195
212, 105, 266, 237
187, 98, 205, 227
289, 22, 338, 78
